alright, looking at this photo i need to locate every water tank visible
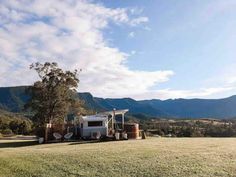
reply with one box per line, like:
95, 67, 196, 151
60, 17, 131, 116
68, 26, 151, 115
124, 123, 139, 139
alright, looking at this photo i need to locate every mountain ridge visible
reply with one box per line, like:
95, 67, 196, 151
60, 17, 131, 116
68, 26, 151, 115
0, 86, 236, 119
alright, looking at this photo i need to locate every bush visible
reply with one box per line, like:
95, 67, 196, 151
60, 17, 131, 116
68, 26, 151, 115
1, 128, 13, 135
9, 119, 32, 135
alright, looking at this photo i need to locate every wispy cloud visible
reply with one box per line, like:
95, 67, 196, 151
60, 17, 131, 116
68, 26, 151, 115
130, 50, 136, 55
130, 17, 149, 26
0, 0, 234, 100
128, 32, 135, 38
132, 87, 235, 100
0, 0, 172, 99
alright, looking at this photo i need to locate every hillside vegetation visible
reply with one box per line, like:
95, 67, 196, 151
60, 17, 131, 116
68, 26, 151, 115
0, 138, 235, 177
1, 86, 236, 138
0, 109, 32, 135
1, 86, 236, 118
139, 118, 236, 137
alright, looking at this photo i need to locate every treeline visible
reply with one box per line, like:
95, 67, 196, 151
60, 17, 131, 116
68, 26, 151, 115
0, 110, 32, 136
138, 118, 236, 137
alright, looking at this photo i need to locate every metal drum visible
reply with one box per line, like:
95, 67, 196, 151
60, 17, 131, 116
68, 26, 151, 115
124, 123, 139, 139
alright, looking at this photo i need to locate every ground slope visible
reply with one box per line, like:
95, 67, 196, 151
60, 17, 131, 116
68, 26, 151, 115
0, 138, 235, 177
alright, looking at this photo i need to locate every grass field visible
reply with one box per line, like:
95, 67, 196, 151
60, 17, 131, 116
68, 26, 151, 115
0, 138, 236, 177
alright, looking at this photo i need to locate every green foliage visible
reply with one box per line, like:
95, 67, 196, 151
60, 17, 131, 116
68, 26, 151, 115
0, 110, 32, 135
9, 120, 32, 135
25, 62, 81, 136
139, 118, 236, 137
1, 128, 13, 135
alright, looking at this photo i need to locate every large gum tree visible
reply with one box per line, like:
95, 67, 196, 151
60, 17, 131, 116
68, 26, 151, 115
26, 62, 81, 137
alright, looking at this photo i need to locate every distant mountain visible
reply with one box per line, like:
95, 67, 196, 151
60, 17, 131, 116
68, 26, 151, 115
0, 86, 30, 112
93, 97, 167, 117
139, 97, 236, 118
0, 86, 236, 119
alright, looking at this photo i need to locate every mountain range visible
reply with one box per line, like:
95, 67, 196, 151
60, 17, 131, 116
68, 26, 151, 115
0, 86, 236, 119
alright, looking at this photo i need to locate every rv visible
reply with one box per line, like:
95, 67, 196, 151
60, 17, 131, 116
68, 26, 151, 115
78, 109, 129, 139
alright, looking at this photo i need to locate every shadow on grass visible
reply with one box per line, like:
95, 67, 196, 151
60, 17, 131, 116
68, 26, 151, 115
0, 138, 127, 148
68, 139, 127, 145
0, 140, 38, 148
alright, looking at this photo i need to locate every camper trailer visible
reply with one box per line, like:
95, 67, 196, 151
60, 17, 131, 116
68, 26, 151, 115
43, 109, 141, 142
78, 115, 108, 139
78, 109, 129, 139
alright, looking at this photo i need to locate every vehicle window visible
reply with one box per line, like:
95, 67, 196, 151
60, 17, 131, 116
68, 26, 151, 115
88, 121, 103, 127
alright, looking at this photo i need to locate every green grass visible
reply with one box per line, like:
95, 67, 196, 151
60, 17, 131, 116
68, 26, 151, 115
0, 138, 236, 177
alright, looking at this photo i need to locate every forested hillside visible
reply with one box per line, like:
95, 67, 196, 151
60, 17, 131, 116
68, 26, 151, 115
1, 86, 236, 119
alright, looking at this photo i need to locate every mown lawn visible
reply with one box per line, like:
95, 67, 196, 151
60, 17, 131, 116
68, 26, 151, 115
0, 138, 236, 177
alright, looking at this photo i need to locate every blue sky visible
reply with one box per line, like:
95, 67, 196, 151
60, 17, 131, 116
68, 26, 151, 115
100, 0, 236, 98
0, 0, 236, 99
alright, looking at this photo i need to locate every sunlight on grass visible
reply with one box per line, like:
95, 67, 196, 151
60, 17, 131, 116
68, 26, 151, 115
0, 138, 236, 177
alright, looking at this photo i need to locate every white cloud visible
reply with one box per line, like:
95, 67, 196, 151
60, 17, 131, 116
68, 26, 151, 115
0, 0, 172, 99
143, 26, 151, 31
1, 0, 234, 100
130, 50, 136, 55
226, 76, 236, 85
132, 87, 235, 100
130, 17, 149, 26
130, 7, 143, 15
128, 32, 135, 38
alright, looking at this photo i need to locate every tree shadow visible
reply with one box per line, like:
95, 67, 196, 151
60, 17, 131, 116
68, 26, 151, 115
68, 139, 126, 145
0, 140, 38, 148
0, 139, 126, 148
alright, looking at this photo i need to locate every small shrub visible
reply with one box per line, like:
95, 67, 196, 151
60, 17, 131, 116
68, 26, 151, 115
1, 128, 13, 135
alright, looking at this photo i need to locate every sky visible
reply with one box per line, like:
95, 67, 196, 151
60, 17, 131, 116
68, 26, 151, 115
0, 0, 236, 100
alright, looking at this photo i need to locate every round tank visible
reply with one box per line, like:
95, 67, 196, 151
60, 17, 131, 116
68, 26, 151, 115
124, 123, 139, 139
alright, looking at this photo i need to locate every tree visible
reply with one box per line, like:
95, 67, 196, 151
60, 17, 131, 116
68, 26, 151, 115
25, 62, 80, 137
9, 119, 32, 135
9, 120, 20, 134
